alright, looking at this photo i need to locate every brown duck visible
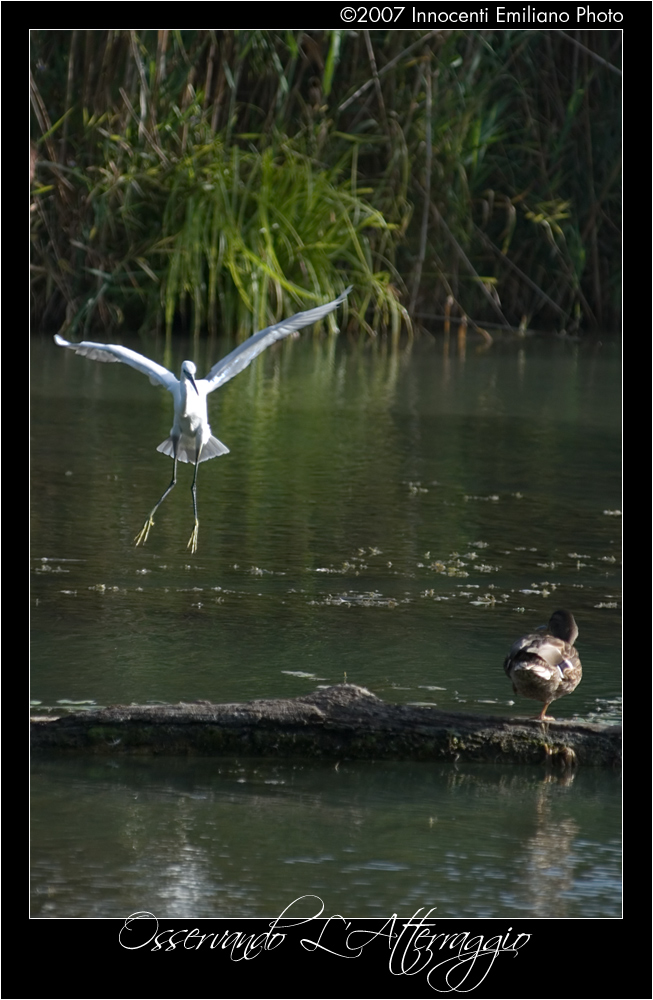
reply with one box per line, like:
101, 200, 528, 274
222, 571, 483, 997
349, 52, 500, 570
504, 610, 582, 721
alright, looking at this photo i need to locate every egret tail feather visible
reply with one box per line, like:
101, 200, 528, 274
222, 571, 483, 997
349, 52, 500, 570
157, 435, 230, 464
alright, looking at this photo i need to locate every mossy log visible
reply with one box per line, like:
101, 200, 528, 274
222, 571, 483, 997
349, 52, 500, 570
30, 683, 621, 768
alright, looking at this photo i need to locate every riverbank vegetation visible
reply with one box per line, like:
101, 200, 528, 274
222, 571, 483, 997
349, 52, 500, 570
30, 30, 621, 338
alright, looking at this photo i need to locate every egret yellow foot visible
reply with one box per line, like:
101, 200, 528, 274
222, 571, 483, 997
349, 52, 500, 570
134, 516, 155, 547
187, 521, 199, 554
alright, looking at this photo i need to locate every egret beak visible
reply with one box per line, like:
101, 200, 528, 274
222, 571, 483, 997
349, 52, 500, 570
188, 372, 199, 394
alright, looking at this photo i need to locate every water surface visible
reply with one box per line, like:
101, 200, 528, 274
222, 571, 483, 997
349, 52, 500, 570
31, 756, 620, 919
31, 329, 621, 917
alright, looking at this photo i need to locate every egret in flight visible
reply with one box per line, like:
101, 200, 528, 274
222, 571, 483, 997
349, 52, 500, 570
55, 286, 351, 553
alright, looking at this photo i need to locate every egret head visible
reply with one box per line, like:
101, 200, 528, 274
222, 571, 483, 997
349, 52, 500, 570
181, 360, 199, 394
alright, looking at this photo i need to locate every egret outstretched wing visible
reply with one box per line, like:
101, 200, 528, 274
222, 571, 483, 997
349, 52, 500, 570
203, 286, 352, 392
54, 335, 178, 390
54, 285, 351, 554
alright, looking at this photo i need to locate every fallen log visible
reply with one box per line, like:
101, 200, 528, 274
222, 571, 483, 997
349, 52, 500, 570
30, 683, 621, 767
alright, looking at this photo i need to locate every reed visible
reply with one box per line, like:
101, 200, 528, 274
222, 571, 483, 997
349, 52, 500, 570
31, 30, 621, 336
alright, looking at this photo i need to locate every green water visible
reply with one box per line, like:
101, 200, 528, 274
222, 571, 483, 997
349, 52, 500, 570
31, 756, 620, 919
31, 330, 621, 917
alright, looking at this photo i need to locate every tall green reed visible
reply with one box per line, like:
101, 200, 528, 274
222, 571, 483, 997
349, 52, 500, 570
31, 29, 620, 336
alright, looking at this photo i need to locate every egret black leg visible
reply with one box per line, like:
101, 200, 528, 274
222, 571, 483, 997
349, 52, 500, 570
135, 445, 179, 547
187, 453, 201, 553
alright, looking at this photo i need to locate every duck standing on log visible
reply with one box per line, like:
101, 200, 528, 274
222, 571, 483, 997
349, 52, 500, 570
504, 610, 582, 721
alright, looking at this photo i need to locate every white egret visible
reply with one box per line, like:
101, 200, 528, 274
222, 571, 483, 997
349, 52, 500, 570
55, 286, 352, 553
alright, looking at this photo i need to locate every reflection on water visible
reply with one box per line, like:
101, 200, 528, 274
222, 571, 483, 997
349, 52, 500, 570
31, 756, 621, 919
31, 331, 621, 917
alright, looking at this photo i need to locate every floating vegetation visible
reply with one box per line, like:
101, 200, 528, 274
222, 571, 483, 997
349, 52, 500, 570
31, 700, 104, 718
57, 699, 97, 708
310, 591, 402, 609
585, 697, 622, 726
470, 594, 499, 607
281, 671, 324, 680
415, 551, 492, 577
464, 494, 500, 502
